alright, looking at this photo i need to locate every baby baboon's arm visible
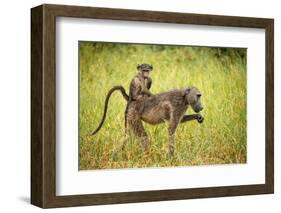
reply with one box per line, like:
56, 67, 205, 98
129, 78, 143, 100
141, 88, 153, 96
142, 77, 153, 96
129, 76, 153, 100
146, 77, 152, 89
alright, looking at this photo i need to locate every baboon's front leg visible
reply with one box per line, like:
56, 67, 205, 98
180, 114, 204, 124
168, 120, 179, 156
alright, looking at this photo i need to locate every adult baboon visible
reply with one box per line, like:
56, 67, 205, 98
126, 87, 204, 155
91, 85, 204, 155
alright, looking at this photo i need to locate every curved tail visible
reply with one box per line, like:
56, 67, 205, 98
91, 86, 129, 135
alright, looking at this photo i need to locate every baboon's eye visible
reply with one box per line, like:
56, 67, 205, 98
197, 94, 201, 98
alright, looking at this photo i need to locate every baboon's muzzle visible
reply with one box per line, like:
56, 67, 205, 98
193, 103, 203, 113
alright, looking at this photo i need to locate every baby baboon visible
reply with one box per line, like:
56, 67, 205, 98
91, 63, 153, 136
128, 63, 153, 102
125, 63, 154, 133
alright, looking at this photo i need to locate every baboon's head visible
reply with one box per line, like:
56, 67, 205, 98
137, 63, 153, 78
184, 87, 204, 113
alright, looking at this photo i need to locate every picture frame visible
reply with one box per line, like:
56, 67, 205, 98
31, 4, 274, 208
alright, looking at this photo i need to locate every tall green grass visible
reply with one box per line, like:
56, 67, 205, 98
79, 42, 247, 170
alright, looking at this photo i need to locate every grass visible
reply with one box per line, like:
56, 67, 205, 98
79, 42, 247, 170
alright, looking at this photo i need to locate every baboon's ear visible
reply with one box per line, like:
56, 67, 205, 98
182, 88, 190, 97
183, 88, 191, 104
137, 64, 141, 70
185, 88, 191, 95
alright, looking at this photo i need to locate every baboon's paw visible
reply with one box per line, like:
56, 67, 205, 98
197, 115, 204, 123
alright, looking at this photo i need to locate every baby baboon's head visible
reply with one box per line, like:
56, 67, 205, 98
184, 87, 204, 113
137, 63, 153, 78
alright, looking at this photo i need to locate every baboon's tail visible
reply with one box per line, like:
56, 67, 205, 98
91, 86, 129, 136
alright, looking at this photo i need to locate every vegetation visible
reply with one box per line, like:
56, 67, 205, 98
79, 42, 247, 170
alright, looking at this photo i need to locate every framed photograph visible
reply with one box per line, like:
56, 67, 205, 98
31, 4, 274, 208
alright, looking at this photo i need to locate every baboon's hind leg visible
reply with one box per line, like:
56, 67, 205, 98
128, 118, 150, 152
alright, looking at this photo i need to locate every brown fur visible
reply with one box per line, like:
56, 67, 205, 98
125, 87, 204, 155
128, 71, 153, 102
